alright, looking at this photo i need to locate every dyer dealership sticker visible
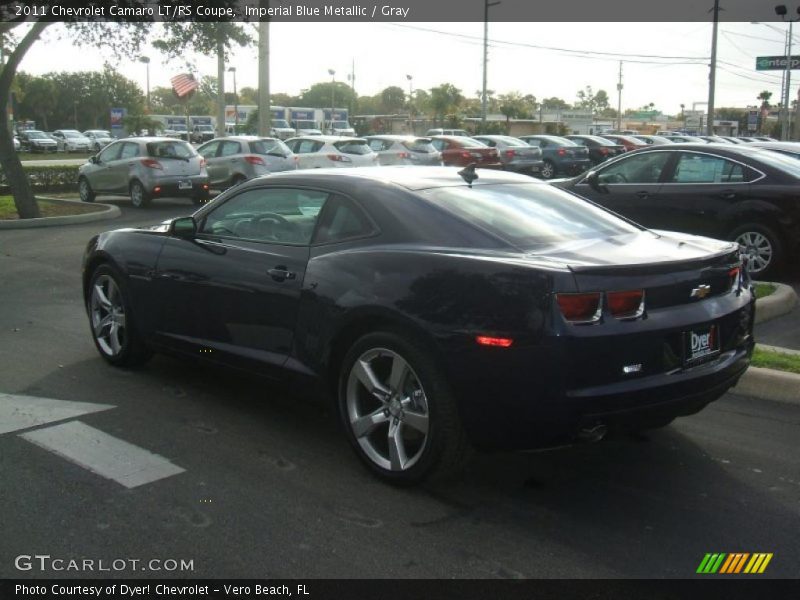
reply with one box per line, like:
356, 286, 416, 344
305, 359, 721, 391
0, 393, 184, 488
684, 324, 720, 364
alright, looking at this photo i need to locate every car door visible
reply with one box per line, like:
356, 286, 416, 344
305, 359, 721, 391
653, 151, 756, 238
88, 141, 124, 192
152, 186, 329, 377
292, 139, 324, 169
111, 142, 142, 194
197, 140, 222, 185
572, 149, 673, 226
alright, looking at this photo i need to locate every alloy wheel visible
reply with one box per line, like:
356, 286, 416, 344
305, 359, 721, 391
736, 231, 772, 275
345, 348, 430, 472
90, 274, 127, 357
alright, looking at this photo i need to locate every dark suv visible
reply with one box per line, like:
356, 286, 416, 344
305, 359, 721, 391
517, 135, 591, 179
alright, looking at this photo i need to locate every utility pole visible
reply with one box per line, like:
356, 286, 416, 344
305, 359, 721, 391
481, 0, 501, 132
616, 61, 623, 132
706, 0, 720, 135
216, 38, 225, 138
258, 0, 271, 136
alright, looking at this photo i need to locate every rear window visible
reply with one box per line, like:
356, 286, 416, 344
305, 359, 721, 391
402, 139, 437, 153
333, 140, 373, 155
495, 137, 529, 147
250, 139, 291, 155
146, 141, 196, 159
538, 136, 578, 147
752, 148, 800, 178
454, 138, 488, 148
421, 183, 640, 248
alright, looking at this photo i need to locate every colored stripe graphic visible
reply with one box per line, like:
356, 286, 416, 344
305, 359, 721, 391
744, 553, 773, 574
700, 553, 774, 574
720, 553, 750, 574
697, 553, 727, 573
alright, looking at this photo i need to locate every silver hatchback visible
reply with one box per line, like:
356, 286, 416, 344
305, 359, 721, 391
197, 136, 297, 189
472, 135, 544, 175
365, 135, 442, 166
78, 137, 210, 208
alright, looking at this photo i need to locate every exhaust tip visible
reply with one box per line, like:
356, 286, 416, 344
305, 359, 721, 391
577, 423, 607, 443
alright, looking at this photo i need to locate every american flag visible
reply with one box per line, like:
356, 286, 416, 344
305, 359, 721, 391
171, 73, 198, 98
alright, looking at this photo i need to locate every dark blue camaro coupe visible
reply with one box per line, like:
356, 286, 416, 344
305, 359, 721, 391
83, 167, 755, 484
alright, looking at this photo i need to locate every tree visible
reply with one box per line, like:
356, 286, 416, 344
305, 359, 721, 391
379, 86, 406, 113
575, 86, 609, 114
541, 97, 570, 110
497, 92, 528, 130
0, 14, 150, 218
19, 76, 57, 131
298, 81, 357, 111
594, 90, 610, 112
122, 113, 163, 135
429, 83, 464, 126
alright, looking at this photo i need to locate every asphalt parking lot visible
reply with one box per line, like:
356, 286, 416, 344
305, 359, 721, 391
1, 198, 798, 579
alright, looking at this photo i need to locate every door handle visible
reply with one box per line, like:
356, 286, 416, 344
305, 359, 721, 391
718, 190, 736, 199
268, 267, 296, 281
635, 191, 649, 199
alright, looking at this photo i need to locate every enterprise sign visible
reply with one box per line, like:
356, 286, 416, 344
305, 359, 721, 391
756, 55, 800, 71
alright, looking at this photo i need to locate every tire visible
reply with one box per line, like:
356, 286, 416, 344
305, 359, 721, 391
338, 331, 470, 485
540, 160, 556, 179
729, 222, 784, 279
87, 264, 152, 367
78, 177, 96, 203
129, 180, 150, 208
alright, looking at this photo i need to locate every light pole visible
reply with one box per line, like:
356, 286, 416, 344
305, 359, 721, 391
406, 74, 413, 133
138, 56, 150, 113
228, 66, 238, 131
707, 0, 720, 135
680, 103, 685, 130
776, 5, 800, 140
481, 0, 501, 132
328, 69, 336, 134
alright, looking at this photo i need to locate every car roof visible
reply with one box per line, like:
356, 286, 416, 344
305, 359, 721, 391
365, 135, 430, 141
242, 166, 538, 191
288, 135, 365, 142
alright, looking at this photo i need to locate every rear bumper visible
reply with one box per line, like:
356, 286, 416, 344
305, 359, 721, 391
506, 160, 545, 173
149, 176, 210, 198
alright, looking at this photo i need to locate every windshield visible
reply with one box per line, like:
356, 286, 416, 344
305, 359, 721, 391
197, 125, 213, 131
64, 132, 84, 139
172, 125, 187, 132
421, 183, 640, 248
295, 121, 318, 129
146, 141, 197, 159
27, 131, 49, 139
273, 120, 291, 128
331, 122, 352, 129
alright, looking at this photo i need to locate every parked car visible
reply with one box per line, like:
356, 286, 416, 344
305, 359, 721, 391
78, 137, 210, 208
197, 136, 297, 189
600, 134, 648, 152
565, 135, 626, 165
83, 130, 115, 151
631, 134, 674, 146
18, 130, 58, 153
170, 124, 189, 141
81, 166, 755, 484
365, 135, 442, 166
269, 119, 296, 140
326, 121, 357, 136
471, 135, 544, 175
191, 124, 215, 144
697, 135, 733, 144
425, 128, 469, 137
13, 135, 20, 151
51, 129, 93, 153
517, 135, 592, 179
284, 135, 378, 169
665, 135, 709, 143
430, 135, 502, 169
554, 143, 800, 277
749, 141, 800, 160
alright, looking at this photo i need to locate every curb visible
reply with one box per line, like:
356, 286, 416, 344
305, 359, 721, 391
731, 366, 800, 406
753, 282, 798, 325
0, 197, 120, 229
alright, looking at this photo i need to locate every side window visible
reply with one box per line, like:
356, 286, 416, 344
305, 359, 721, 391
431, 139, 445, 151
596, 151, 671, 185
671, 153, 746, 184
571, 139, 585, 146
119, 142, 140, 159
368, 139, 385, 151
481, 139, 496, 147
525, 139, 541, 148
313, 195, 376, 245
199, 188, 329, 245
220, 141, 241, 156
98, 142, 122, 162
199, 141, 220, 159
296, 140, 320, 154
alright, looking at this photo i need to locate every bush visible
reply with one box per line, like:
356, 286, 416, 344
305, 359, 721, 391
0, 164, 81, 194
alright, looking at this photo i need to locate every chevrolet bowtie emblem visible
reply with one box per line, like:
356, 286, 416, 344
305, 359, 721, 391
691, 284, 712, 299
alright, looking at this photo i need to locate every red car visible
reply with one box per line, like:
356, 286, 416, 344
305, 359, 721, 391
430, 135, 502, 168
600, 134, 648, 152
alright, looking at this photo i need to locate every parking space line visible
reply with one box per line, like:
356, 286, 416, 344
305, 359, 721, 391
0, 393, 114, 435
20, 421, 185, 488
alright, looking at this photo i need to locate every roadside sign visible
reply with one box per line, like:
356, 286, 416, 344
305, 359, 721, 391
756, 55, 800, 71
110, 107, 126, 136
747, 108, 759, 132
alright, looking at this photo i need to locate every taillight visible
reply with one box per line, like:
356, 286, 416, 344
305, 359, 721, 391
245, 155, 265, 165
141, 158, 163, 170
599, 147, 608, 155
557, 148, 566, 156
397, 151, 410, 159
607, 290, 645, 319
556, 293, 602, 323
461, 151, 471, 159
199, 158, 206, 168
475, 335, 514, 348
504, 149, 516, 158
728, 267, 741, 291
327, 154, 352, 162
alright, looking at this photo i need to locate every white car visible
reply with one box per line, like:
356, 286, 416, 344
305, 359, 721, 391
13, 136, 20, 151
83, 130, 114, 151
284, 136, 378, 169
52, 129, 93, 152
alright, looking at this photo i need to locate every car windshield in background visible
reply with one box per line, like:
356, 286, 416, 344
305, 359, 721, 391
295, 121, 318, 128
27, 131, 48, 139
64, 132, 83, 138
273, 120, 291, 128
331, 122, 350, 129
456, 138, 488, 148
585, 136, 616, 146
495, 137, 530, 147
403, 139, 437, 153
539, 136, 578, 146
333, 140, 372, 155
251, 139, 291, 155
422, 183, 641, 248
146, 141, 196, 159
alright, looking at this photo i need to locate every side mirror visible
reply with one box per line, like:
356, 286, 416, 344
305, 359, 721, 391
585, 171, 606, 192
171, 216, 197, 239
90, 155, 100, 164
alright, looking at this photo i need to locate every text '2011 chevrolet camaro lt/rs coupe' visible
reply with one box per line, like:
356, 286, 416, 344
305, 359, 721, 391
83, 166, 755, 484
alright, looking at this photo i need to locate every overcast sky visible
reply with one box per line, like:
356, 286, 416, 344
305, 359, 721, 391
16, 21, 792, 115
